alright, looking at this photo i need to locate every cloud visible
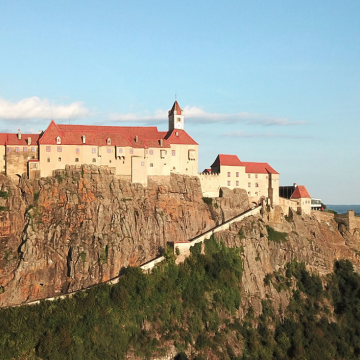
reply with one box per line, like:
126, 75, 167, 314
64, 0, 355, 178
109, 105, 306, 126
0, 96, 90, 121
222, 130, 311, 139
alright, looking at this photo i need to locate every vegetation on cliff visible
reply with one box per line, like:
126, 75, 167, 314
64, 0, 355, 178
1, 236, 360, 359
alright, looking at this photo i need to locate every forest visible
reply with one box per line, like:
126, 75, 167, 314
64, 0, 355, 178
1, 236, 360, 359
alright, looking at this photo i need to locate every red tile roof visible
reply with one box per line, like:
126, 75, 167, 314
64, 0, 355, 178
39, 121, 197, 148
168, 101, 182, 115
211, 154, 241, 167
291, 185, 311, 199
0, 133, 40, 146
164, 129, 198, 145
239, 162, 279, 175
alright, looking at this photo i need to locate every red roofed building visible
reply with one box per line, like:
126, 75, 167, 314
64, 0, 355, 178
0, 101, 199, 183
279, 184, 312, 215
199, 153, 280, 205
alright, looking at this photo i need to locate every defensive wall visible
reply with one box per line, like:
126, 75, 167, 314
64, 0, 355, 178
279, 197, 298, 215
197, 172, 221, 197
335, 210, 360, 232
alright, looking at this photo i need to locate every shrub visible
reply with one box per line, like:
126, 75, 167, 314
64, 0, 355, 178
202, 197, 212, 205
266, 225, 287, 243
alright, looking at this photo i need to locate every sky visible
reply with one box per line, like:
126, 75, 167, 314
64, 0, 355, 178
0, 0, 359, 204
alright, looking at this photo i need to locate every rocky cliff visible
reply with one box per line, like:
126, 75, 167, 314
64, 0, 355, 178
0, 165, 249, 306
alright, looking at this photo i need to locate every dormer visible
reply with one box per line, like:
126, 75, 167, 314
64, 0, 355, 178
168, 100, 185, 131
17, 129, 21, 140
107, 138, 111, 145
56, 136, 61, 144
82, 135, 86, 144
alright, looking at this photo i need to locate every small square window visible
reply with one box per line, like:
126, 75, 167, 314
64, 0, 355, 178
255, 183, 259, 187
227, 181, 231, 186
227, 172, 231, 177
141, 161, 145, 166
58, 157, 61, 162
15, 147, 20, 152
149, 150, 153, 155
118, 148, 123, 154
92, 158, 96, 163
172, 150, 176, 156
75, 158, 79, 162
7, 148, 11, 152
47, 158, 50, 163
23, 147, 27, 152
76, 148, 80, 154
107, 148, 111, 153
236, 181, 239, 186
57, 146, 62, 152
150, 163, 153, 167
92, 148, 96, 154
46, 146, 51, 152
248, 182, 251, 187
31, 147, 36, 153
130, 149, 134, 154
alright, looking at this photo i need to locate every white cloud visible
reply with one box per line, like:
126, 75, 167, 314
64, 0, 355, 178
222, 130, 311, 139
109, 105, 306, 126
0, 96, 90, 120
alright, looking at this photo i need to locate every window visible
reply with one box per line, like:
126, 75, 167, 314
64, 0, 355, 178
227, 181, 231, 186
109, 160, 112, 163
76, 148, 80, 154
149, 150, 153, 155
118, 148, 123, 154
23, 147, 27, 152
129, 149, 134, 154
141, 161, 145, 166
7, 148, 11, 152
160, 150, 167, 158
58, 157, 61, 162
92, 158, 96, 163
255, 183, 259, 187
172, 150, 176, 156
75, 158, 79, 162
188, 150, 195, 160
46, 146, 51, 152
107, 148, 111, 153
236, 181, 239, 186
150, 163, 153, 167
227, 172, 231, 177
92, 148, 96, 154
57, 146, 62, 152
31, 147, 36, 153
248, 182, 251, 187
15, 147, 19, 152
236, 172, 239, 177
47, 158, 50, 163
107, 138, 111, 145
248, 174, 251, 178
255, 174, 258, 178
56, 136, 61, 144
30, 163, 38, 169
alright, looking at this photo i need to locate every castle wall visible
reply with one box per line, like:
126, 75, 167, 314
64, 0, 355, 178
198, 173, 221, 197
335, 210, 360, 232
131, 156, 147, 186
0, 146, 5, 175
5, 145, 39, 179
145, 147, 171, 176
168, 144, 198, 176
279, 197, 298, 215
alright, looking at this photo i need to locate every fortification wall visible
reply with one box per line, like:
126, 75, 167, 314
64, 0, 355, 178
312, 211, 335, 222
335, 210, 360, 232
197, 173, 221, 197
279, 197, 297, 215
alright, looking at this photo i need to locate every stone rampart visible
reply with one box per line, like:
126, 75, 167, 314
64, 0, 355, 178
335, 210, 360, 232
197, 172, 221, 197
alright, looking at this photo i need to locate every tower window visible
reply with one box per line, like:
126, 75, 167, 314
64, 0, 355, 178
58, 157, 61, 162
75, 158, 79, 162
227, 181, 231, 186
47, 158, 50, 163
92, 158, 96, 163
172, 150, 176, 156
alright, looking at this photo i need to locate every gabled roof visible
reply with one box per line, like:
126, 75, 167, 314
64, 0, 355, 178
164, 129, 198, 145
291, 185, 311, 199
168, 101, 182, 115
211, 154, 241, 167
239, 162, 279, 175
0, 133, 40, 146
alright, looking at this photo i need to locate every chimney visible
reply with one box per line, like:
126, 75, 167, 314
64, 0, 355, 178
293, 183, 297, 187
28, 137, 31, 146
175, 131, 178, 137
17, 129, 21, 140
160, 139, 163, 147
82, 135, 86, 144
135, 135, 138, 143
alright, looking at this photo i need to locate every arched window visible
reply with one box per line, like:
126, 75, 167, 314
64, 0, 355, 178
107, 138, 111, 145
56, 136, 61, 144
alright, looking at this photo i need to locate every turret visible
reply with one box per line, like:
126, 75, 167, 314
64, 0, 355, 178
168, 101, 184, 131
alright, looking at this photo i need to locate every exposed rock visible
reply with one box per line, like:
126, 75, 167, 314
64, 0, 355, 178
0, 166, 248, 306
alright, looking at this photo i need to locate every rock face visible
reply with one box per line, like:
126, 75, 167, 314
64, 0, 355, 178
0, 166, 249, 306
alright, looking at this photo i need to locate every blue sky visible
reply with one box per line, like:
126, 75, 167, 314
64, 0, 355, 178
0, 1, 359, 204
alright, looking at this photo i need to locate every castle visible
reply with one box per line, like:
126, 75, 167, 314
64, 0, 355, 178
0, 100, 312, 213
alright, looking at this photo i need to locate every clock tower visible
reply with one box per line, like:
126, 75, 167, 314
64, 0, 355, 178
168, 101, 184, 131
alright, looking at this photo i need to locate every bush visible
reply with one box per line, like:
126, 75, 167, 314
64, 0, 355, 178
266, 225, 287, 243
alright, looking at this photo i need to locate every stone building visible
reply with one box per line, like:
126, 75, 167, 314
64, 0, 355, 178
198, 154, 280, 205
279, 184, 311, 215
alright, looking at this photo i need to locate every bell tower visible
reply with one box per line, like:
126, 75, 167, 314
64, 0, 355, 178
168, 101, 184, 131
